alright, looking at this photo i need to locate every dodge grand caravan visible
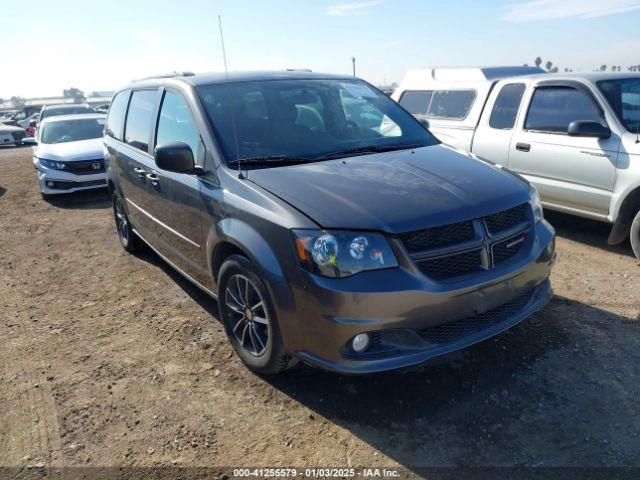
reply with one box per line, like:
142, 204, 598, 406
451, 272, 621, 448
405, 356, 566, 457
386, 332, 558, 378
105, 71, 555, 374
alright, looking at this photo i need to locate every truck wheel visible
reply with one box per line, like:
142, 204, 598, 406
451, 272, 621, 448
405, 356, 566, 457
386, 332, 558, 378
112, 192, 141, 252
631, 209, 640, 261
218, 254, 298, 374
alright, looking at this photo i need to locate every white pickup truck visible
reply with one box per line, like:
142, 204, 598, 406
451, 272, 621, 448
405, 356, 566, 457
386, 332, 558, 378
393, 68, 640, 260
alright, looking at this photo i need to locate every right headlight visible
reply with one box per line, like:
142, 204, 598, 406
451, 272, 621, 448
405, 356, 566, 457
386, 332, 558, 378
530, 186, 544, 223
291, 229, 398, 278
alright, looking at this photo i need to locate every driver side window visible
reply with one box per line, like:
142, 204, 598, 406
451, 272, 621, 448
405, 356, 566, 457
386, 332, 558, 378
156, 91, 202, 164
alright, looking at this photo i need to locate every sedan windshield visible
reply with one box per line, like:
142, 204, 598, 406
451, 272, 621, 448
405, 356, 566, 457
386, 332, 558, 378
196, 78, 438, 165
41, 118, 105, 144
597, 78, 640, 133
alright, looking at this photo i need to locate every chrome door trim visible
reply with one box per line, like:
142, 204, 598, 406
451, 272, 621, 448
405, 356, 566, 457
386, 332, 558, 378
126, 198, 200, 249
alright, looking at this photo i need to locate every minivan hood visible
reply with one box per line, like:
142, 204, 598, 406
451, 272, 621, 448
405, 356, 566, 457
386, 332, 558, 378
248, 145, 531, 233
36, 138, 105, 162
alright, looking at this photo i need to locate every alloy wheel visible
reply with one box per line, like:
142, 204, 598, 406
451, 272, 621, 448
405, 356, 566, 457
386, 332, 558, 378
114, 197, 129, 246
224, 274, 270, 356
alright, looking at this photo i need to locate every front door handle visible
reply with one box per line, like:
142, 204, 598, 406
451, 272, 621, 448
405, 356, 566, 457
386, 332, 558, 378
133, 167, 146, 178
146, 172, 160, 185
516, 142, 531, 152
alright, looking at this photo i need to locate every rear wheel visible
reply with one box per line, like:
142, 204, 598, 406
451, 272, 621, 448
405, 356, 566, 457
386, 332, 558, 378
218, 255, 297, 374
630, 209, 640, 261
112, 192, 141, 252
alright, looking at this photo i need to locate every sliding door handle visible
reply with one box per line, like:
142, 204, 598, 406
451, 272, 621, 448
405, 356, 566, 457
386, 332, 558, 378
133, 167, 146, 178
516, 142, 531, 152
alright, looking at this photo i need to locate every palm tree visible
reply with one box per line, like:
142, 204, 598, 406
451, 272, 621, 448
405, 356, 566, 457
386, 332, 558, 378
10, 96, 25, 109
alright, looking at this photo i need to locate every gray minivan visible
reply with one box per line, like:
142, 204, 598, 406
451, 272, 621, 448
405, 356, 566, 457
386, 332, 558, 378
105, 71, 555, 374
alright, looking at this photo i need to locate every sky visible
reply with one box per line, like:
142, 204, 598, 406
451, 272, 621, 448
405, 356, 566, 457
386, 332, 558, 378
2, 0, 640, 99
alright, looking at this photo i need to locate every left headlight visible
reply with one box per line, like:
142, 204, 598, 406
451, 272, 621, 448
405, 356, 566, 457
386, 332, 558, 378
292, 229, 398, 278
530, 186, 544, 223
39, 158, 67, 170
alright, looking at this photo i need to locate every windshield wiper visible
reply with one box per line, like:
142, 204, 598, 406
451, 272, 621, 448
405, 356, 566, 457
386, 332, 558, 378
313, 143, 425, 161
228, 155, 310, 166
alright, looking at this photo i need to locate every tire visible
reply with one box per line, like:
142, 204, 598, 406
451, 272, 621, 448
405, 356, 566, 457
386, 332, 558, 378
41, 192, 53, 201
218, 254, 298, 374
112, 192, 141, 252
631, 209, 640, 261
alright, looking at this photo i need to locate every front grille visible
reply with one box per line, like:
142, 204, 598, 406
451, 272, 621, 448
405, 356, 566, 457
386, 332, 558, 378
492, 233, 527, 264
65, 159, 105, 174
415, 249, 484, 281
398, 221, 475, 253
484, 204, 526, 235
418, 289, 534, 345
11, 130, 26, 141
399, 203, 531, 282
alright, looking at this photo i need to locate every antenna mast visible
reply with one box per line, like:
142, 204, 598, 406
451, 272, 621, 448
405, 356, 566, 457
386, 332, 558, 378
217, 14, 243, 177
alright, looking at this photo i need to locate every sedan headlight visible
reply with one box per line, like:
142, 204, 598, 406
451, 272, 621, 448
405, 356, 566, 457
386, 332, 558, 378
39, 158, 67, 170
530, 186, 544, 223
292, 229, 398, 278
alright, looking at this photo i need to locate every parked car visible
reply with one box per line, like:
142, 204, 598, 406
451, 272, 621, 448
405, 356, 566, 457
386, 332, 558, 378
2, 106, 43, 126
394, 69, 640, 260
31, 114, 107, 198
17, 113, 39, 129
93, 103, 110, 114
39, 103, 95, 123
0, 124, 27, 145
105, 71, 555, 375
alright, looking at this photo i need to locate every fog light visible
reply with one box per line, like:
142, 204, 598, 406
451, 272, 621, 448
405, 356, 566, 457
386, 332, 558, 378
352, 333, 371, 353
46, 181, 54, 187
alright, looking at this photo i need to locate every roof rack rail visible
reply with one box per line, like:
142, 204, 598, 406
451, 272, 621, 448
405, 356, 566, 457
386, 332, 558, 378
285, 68, 312, 72
133, 71, 196, 82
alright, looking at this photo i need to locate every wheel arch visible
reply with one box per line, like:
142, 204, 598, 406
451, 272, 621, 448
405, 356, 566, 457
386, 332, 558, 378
608, 184, 640, 245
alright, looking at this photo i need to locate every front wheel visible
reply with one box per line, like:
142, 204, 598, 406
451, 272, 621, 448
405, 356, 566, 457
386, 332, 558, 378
630, 209, 640, 261
112, 192, 141, 252
218, 255, 297, 374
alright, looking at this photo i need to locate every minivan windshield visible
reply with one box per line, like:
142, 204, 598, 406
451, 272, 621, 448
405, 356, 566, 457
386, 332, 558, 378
196, 78, 438, 165
41, 118, 105, 144
597, 78, 640, 134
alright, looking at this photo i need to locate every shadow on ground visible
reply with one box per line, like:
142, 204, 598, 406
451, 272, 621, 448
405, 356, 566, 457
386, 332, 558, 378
0, 186, 6, 199
545, 210, 634, 258
46, 188, 111, 210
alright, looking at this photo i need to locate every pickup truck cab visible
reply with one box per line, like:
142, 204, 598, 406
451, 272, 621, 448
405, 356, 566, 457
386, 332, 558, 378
394, 70, 640, 260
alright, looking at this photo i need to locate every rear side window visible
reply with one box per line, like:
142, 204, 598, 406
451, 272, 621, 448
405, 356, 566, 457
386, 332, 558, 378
106, 91, 130, 140
156, 91, 201, 163
427, 90, 476, 119
489, 83, 526, 129
399, 90, 433, 116
124, 90, 158, 151
525, 86, 602, 133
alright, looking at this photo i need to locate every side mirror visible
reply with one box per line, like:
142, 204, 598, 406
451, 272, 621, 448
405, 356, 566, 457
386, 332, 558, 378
418, 117, 430, 129
154, 141, 201, 174
22, 137, 37, 146
567, 120, 611, 139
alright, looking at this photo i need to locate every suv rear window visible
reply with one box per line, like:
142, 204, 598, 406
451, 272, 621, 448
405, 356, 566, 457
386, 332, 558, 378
525, 86, 602, 133
427, 90, 476, 120
399, 90, 433, 116
106, 91, 130, 140
124, 90, 157, 151
489, 83, 526, 129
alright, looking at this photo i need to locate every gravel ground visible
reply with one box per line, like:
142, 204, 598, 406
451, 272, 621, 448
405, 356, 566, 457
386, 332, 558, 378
1, 145, 639, 477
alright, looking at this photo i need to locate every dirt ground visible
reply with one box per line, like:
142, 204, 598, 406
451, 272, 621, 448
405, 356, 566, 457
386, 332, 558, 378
1, 145, 640, 477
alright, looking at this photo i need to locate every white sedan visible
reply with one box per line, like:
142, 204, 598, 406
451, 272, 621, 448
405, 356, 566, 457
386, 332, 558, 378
32, 114, 107, 198
0, 123, 27, 145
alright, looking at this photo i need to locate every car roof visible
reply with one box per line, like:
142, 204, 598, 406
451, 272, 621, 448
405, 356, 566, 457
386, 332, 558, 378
43, 103, 92, 110
498, 71, 640, 84
40, 113, 105, 124
127, 70, 355, 90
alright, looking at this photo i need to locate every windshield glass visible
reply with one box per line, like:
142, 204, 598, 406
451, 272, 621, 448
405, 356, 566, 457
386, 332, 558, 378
42, 106, 94, 119
41, 118, 105, 144
597, 78, 640, 133
196, 78, 438, 165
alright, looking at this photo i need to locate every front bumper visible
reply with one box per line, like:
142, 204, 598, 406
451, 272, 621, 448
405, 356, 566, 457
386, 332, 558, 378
34, 161, 107, 195
279, 220, 555, 374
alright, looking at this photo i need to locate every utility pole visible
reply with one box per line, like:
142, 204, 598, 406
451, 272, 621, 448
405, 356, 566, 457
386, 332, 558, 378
352, 57, 356, 77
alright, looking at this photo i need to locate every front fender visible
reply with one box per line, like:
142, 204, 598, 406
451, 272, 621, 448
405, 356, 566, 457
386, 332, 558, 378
205, 218, 297, 314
